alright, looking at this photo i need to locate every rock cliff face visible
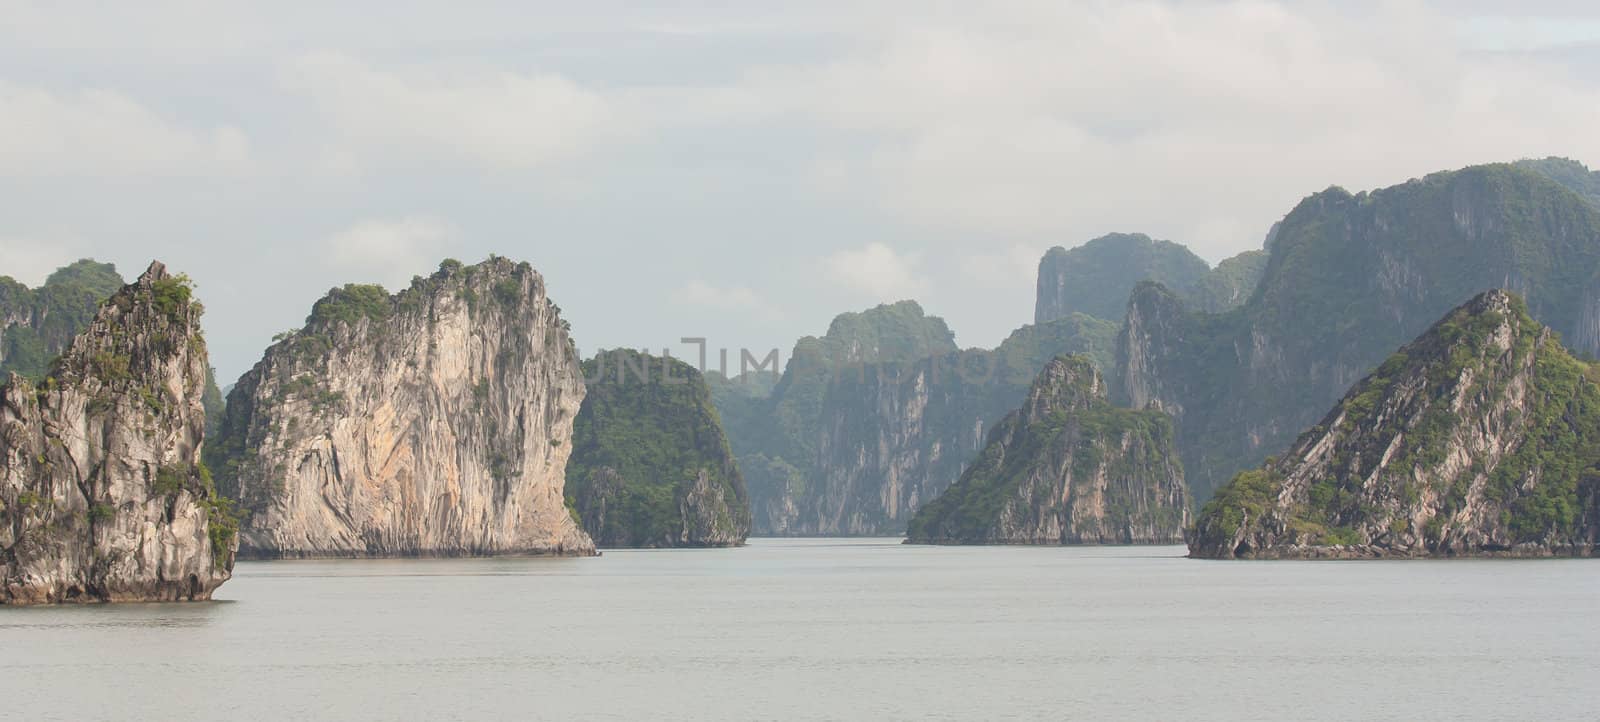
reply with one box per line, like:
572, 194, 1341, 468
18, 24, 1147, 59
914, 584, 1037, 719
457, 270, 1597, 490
567, 349, 749, 547
211, 257, 593, 558
1190, 291, 1600, 559
1118, 161, 1600, 501
1, 263, 235, 604
797, 349, 1014, 535
716, 301, 961, 535
907, 356, 1187, 544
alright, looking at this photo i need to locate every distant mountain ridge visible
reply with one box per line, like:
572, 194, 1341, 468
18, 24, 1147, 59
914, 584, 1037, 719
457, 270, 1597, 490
717, 301, 1119, 535
1516, 156, 1600, 207
1034, 233, 1268, 324
1117, 160, 1600, 501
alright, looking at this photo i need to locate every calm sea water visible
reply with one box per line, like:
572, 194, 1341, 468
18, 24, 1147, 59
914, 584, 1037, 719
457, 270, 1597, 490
3, 538, 1597, 721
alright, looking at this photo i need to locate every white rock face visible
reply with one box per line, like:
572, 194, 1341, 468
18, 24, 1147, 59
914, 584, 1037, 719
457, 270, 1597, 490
215, 258, 594, 558
1, 262, 235, 604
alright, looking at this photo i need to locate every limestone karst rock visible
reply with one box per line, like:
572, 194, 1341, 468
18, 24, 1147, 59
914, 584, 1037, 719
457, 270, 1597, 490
567, 349, 750, 548
1, 262, 236, 604
211, 257, 594, 558
1190, 290, 1600, 559
906, 355, 1188, 545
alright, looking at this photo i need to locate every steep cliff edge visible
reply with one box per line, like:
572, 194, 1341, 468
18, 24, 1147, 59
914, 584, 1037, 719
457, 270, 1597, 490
1190, 291, 1600, 559
907, 356, 1187, 544
567, 349, 749, 547
211, 257, 593, 558
1, 262, 235, 604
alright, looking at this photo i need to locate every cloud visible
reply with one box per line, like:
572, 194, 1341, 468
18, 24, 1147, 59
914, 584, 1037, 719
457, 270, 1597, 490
281, 52, 619, 171
5, 2, 1600, 366
823, 243, 930, 300
325, 216, 458, 289
0, 80, 250, 178
718, 2, 1600, 258
962, 243, 1044, 287
674, 279, 779, 318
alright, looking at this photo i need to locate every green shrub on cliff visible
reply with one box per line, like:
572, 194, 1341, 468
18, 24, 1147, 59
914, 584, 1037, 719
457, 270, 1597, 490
307, 284, 392, 329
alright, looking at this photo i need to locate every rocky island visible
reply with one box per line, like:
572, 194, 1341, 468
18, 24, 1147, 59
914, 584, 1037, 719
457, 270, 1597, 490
566, 349, 750, 547
1, 262, 236, 604
906, 355, 1188, 545
210, 257, 594, 558
1190, 290, 1600, 559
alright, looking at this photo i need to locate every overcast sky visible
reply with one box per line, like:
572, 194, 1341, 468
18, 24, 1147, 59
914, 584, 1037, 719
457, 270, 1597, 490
3, 1, 1600, 382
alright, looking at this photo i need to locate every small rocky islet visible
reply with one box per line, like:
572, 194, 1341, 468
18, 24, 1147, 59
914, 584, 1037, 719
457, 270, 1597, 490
566, 348, 750, 548
905, 355, 1188, 545
1189, 290, 1600, 559
7, 157, 1600, 604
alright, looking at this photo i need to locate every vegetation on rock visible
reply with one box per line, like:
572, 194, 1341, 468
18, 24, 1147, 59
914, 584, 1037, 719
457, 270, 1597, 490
566, 349, 750, 547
